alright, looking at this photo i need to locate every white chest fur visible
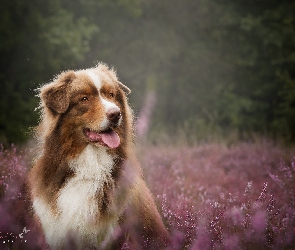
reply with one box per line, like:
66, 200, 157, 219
33, 145, 117, 249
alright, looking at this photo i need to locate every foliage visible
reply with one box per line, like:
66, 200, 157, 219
1, 0, 295, 143
211, 1, 295, 141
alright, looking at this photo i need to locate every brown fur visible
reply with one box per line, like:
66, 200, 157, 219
28, 63, 169, 249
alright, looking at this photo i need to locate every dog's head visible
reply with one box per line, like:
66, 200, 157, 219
38, 64, 132, 152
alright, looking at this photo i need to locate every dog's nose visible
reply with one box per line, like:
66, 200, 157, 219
106, 108, 121, 124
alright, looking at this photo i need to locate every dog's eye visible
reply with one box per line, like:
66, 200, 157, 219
81, 96, 89, 102
109, 93, 114, 98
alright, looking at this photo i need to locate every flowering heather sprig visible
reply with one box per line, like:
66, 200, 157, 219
136, 91, 157, 138
209, 207, 225, 244
244, 181, 252, 196
268, 172, 284, 189
256, 182, 268, 203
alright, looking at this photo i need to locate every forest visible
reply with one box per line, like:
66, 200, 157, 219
1, 0, 295, 144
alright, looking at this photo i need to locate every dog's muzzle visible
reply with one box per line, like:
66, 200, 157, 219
106, 107, 121, 126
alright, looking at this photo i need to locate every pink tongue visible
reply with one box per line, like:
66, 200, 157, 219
86, 129, 120, 148
100, 130, 120, 149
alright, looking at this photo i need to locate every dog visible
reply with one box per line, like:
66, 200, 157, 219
28, 63, 169, 249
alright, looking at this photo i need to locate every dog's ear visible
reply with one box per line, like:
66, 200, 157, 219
40, 71, 75, 114
116, 81, 131, 95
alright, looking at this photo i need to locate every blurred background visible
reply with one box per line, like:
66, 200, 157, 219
1, 0, 295, 145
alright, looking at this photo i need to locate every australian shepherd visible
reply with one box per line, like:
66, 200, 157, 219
28, 63, 169, 249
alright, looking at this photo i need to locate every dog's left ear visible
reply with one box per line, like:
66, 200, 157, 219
116, 81, 131, 95
40, 71, 76, 114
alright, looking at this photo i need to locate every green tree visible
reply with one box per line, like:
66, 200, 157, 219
0, 0, 97, 144
212, 0, 295, 141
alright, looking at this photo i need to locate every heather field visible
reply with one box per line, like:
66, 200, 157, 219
0, 141, 295, 249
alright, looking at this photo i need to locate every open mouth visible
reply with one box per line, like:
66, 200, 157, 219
83, 128, 120, 149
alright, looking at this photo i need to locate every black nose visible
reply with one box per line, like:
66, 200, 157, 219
106, 108, 121, 124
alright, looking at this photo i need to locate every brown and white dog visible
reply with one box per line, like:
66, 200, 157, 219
28, 63, 169, 249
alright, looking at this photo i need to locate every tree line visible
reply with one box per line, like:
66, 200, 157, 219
1, 0, 295, 144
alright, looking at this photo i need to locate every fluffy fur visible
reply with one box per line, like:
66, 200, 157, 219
28, 63, 169, 249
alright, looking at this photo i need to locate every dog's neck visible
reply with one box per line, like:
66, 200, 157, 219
69, 144, 116, 181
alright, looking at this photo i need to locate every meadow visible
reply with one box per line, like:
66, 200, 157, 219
0, 139, 294, 249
